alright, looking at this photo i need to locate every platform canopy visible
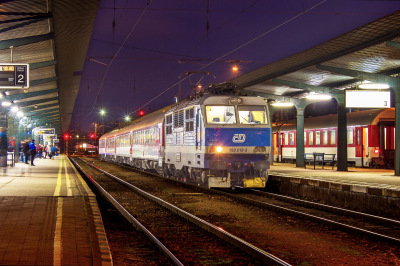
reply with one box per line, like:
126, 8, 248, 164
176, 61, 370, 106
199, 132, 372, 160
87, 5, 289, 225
226, 10, 400, 175
231, 11, 400, 99
0, 0, 99, 135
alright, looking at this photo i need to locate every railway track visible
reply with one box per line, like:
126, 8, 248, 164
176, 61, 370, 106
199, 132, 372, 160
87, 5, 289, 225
71, 157, 290, 266
91, 157, 400, 246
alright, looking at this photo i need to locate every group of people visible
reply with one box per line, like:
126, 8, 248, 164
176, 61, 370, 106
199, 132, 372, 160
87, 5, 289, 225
20, 140, 58, 166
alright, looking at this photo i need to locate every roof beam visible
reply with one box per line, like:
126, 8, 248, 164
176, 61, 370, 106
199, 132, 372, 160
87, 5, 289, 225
30, 76, 58, 87
22, 103, 59, 113
29, 60, 57, 70
315, 64, 399, 86
7, 88, 58, 102
0, 33, 53, 50
25, 107, 59, 116
386, 41, 400, 49
272, 79, 342, 94
0, 17, 48, 35
17, 97, 58, 108
0, 14, 51, 25
240, 89, 289, 102
28, 111, 59, 119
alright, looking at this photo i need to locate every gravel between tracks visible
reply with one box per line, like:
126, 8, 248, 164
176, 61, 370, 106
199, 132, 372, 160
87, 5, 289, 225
85, 158, 400, 266
78, 159, 265, 265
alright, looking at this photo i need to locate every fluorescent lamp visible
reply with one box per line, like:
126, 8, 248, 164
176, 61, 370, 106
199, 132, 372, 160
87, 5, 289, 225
11, 106, 18, 112
359, 83, 390, 89
271, 102, 293, 107
17, 111, 23, 117
306, 94, 332, 100
2, 101, 11, 106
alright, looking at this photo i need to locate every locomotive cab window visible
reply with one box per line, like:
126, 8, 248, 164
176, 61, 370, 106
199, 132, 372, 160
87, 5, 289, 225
206, 106, 236, 124
238, 105, 268, 124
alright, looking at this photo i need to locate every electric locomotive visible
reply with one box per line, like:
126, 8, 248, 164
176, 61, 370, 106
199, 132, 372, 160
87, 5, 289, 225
99, 94, 271, 188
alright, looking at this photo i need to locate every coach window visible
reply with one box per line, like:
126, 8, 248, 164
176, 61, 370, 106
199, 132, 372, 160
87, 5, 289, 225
330, 130, 336, 145
290, 133, 294, 145
284, 133, 288, 145
322, 130, 328, 145
315, 131, 320, 145
308, 131, 313, 145
347, 128, 354, 144
206, 106, 236, 124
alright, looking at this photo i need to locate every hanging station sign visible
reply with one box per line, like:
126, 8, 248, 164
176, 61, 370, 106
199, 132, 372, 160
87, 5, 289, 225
33, 128, 55, 135
345, 90, 391, 108
0, 63, 29, 89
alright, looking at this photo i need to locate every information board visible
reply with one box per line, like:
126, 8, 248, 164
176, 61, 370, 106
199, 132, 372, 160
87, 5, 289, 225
0, 63, 29, 89
34, 128, 55, 135
346, 90, 391, 108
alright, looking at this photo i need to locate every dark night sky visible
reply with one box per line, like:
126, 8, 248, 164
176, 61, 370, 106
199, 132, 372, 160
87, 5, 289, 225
70, 0, 400, 133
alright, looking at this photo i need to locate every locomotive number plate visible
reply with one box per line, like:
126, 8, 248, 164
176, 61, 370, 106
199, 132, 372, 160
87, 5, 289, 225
229, 148, 247, 153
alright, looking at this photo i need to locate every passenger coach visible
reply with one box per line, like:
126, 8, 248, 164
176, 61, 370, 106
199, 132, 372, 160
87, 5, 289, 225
99, 94, 271, 188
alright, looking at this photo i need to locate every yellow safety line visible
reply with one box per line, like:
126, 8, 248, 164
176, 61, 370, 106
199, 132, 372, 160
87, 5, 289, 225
66, 157, 95, 197
53, 197, 63, 266
64, 159, 73, 196
53, 157, 63, 197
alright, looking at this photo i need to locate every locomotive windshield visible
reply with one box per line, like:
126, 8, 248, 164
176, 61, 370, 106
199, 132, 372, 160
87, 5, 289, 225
206, 106, 236, 124
238, 105, 268, 124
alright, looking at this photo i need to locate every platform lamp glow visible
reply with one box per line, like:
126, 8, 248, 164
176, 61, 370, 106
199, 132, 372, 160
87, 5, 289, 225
232, 65, 238, 77
359, 83, 390, 89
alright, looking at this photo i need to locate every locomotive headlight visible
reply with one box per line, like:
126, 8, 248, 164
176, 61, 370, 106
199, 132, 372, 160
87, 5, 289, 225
253, 146, 266, 153
229, 97, 242, 104
216, 146, 223, 153
209, 147, 216, 153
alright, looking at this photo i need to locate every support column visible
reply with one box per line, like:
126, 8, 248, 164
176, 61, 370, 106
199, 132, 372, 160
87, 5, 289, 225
395, 92, 400, 176
335, 94, 348, 171
296, 108, 305, 167
268, 105, 278, 165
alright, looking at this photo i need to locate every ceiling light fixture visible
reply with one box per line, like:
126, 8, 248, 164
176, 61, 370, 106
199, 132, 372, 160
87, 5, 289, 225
306, 94, 332, 100
271, 102, 294, 107
359, 83, 390, 89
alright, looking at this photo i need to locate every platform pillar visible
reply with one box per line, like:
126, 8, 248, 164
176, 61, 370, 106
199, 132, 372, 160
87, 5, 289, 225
395, 92, 400, 176
268, 105, 278, 165
296, 108, 305, 167
336, 96, 348, 171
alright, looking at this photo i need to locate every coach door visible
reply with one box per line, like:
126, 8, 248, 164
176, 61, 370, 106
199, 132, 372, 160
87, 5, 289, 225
355, 127, 362, 158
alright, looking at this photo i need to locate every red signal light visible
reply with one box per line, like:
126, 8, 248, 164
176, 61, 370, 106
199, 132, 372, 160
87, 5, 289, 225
90, 134, 95, 139
63, 134, 70, 140
374, 149, 379, 154
139, 109, 144, 116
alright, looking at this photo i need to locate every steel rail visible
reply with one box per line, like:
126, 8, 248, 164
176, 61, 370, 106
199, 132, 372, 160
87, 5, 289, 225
78, 157, 292, 266
249, 189, 400, 228
70, 158, 184, 266
95, 158, 400, 246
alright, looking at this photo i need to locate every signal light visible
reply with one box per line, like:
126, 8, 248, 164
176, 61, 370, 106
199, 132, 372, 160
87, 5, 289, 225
90, 134, 95, 139
139, 109, 144, 116
63, 134, 70, 140
374, 149, 379, 154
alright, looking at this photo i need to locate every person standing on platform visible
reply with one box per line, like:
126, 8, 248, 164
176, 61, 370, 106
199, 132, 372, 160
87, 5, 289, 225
29, 139, 36, 166
22, 141, 30, 164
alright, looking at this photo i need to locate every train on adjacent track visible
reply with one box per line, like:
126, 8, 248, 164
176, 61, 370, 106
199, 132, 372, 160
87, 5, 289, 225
99, 94, 271, 188
272, 108, 395, 169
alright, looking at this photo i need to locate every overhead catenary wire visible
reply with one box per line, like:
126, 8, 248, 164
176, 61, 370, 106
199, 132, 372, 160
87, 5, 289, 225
77, 0, 154, 126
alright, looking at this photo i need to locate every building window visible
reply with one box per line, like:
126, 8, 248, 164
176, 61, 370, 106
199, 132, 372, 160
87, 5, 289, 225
330, 130, 336, 145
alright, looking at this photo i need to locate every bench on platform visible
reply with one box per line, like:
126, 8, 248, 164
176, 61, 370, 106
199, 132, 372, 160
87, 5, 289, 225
304, 153, 336, 170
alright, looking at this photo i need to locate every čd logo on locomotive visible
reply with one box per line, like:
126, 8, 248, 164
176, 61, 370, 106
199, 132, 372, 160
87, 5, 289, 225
232, 134, 246, 143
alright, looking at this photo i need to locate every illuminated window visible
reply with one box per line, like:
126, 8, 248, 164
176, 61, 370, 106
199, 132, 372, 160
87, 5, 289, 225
322, 130, 328, 145
308, 131, 313, 145
290, 133, 294, 145
330, 130, 336, 145
284, 133, 288, 145
238, 105, 268, 124
347, 128, 354, 144
356, 129, 360, 145
315, 131, 320, 145
206, 106, 236, 124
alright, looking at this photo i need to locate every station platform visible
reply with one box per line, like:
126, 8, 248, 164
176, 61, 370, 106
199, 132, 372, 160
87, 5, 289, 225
0, 155, 112, 266
269, 163, 400, 198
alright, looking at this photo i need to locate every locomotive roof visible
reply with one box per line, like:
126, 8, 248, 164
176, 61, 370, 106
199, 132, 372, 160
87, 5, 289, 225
273, 108, 395, 132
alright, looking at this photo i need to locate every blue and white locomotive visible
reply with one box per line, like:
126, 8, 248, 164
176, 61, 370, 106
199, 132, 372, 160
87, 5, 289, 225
99, 94, 271, 188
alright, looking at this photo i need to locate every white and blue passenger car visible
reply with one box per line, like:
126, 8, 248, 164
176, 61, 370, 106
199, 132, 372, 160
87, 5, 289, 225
99, 94, 271, 188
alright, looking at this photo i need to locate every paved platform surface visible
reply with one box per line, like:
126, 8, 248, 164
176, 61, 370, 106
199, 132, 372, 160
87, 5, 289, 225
0, 155, 112, 266
270, 163, 399, 188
